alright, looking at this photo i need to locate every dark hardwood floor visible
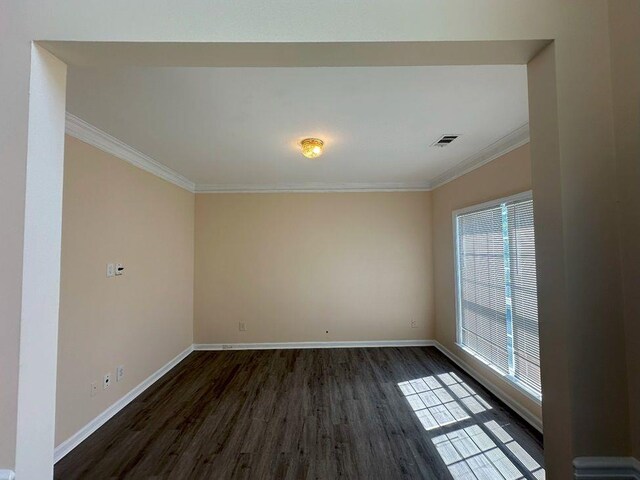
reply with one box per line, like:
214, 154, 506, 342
54, 347, 544, 479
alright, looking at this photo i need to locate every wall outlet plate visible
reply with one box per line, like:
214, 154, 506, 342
90, 382, 98, 397
115, 263, 124, 276
103, 373, 111, 389
411, 320, 418, 328
116, 365, 124, 382
106, 263, 115, 277
239, 322, 246, 331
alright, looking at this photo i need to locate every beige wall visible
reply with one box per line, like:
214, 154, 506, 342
55, 136, 194, 446
609, 0, 640, 458
194, 192, 433, 344
432, 144, 541, 421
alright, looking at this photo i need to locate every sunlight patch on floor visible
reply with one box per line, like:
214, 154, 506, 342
398, 372, 545, 480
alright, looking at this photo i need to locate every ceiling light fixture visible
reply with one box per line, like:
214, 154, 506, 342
300, 138, 324, 159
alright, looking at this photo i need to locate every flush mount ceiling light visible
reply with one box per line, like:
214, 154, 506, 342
300, 138, 324, 159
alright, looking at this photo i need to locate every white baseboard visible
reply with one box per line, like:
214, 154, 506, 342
54, 339, 543, 462
574, 457, 640, 479
0, 470, 15, 480
191, 340, 543, 433
432, 341, 543, 433
53, 340, 431, 461
54, 345, 194, 463
193, 340, 435, 350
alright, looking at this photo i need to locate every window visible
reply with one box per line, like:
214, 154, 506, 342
453, 191, 541, 400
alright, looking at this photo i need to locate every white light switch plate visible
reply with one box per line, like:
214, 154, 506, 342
106, 263, 115, 277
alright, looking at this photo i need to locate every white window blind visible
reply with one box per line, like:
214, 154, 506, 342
455, 193, 541, 399
507, 199, 540, 395
456, 205, 509, 374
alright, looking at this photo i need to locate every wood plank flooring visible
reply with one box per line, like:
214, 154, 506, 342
54, 347, 544, 479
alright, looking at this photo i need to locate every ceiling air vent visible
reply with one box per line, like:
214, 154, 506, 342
431, 134, 460, 147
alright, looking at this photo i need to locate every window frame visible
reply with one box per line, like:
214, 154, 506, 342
452, 190, 542, 403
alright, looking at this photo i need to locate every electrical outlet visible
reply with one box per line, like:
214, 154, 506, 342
103, 373, 111, 389
239, 322, 246, 332
411, 320, 418, 328
90, 382, 98, 397
115, 263, 124, 276
116, 365, 124, 382
106, 263, 115, 278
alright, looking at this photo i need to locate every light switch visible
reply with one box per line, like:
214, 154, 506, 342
106, 263, 115, 278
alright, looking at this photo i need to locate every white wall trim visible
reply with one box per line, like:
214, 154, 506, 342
432, 341, 543, 433
65, 112, 196, 192
66, 113, 528, 194
54, 340, 545, 462
191, 126, 529, 193
15, 45, 67, 480
54, 340, 431, 461
429, 123, 530, 190
0, 470, 15, 480
194, 340, 436, 350
574, 457, 640, 479
194, 182, 432, 193
54, 345, 194, 463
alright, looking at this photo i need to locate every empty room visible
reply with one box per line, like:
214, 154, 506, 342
2, 2, 638, 480
54, 63, 542, 479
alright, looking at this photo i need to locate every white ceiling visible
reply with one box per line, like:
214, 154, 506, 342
66, 65, 529, 191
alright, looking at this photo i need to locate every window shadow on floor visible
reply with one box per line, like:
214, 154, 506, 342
398, 372, 545, 480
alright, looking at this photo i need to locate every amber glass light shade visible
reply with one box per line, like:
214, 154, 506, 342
300, 138, 324, 158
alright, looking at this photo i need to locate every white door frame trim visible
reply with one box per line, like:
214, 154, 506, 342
14, 44, 67, 480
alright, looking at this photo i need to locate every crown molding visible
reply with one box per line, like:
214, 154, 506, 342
429, 123, 530, 190
195, 125, 529, 193
194, 182, 431, 193
65, 113, 196, 192
65, 113, 527, 194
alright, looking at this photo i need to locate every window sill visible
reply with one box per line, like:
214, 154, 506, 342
455, 343, 542, 405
